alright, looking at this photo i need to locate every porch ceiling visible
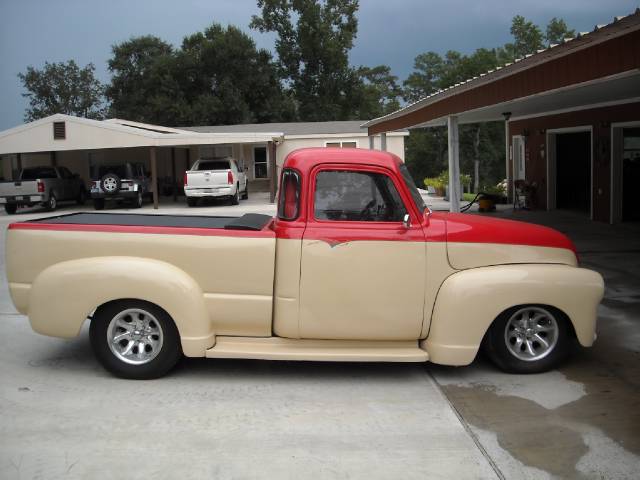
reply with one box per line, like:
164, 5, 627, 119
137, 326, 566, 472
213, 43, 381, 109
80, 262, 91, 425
411, 70, 640, 128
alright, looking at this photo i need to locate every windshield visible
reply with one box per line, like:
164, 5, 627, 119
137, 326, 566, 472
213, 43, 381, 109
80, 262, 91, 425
399, 164, 427, 212
97, 165, 130, 179
197, 160, 230, 171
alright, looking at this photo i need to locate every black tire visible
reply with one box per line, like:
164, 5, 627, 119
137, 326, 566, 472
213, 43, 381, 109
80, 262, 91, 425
46, 193, 57, 211
133, 191, 143, 208
241, 182, 249, 200
483, 304, 571, 374
187, 197, 198, 207
89, 299, 182, 379
76, 188, 87, 206
4, 203, 17, 215
100, 173, 121, 195
93, 198, 105, 210
230, 186, 239, 205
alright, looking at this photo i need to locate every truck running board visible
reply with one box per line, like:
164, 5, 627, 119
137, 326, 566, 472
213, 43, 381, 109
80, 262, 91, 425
205, 337, 429, 362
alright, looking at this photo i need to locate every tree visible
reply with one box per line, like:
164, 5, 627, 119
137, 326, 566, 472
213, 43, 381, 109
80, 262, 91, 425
178, 23, 294, 125
18, 60, 106, 121
354, 65, 402, 118
106, 35, 175, 123
251, 0, 360, 121
106, 27, 294, 126
545, 17, 576, 44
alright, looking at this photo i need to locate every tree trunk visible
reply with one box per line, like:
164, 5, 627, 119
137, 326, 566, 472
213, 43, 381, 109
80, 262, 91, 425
473, 125, 481, 193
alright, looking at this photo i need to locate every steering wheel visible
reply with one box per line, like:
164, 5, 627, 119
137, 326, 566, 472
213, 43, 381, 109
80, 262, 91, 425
359, 199, 377, 220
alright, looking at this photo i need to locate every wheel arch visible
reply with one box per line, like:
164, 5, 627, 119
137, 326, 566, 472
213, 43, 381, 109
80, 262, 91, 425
421, 264, 604, 366
28, 256, 214, 356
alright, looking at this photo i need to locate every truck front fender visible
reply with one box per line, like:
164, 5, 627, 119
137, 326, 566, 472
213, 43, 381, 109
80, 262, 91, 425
421, 264, 604, 366
28, 256, 213, 356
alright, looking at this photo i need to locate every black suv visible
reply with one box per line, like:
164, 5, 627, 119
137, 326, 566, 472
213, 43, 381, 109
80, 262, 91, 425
90, 163, 151, 210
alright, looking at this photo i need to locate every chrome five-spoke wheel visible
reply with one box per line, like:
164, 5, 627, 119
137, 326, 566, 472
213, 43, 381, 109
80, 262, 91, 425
504, 306, 559, 362
484, 304, 570, 374
107, 308, 164, 365
90, 300, 182, 379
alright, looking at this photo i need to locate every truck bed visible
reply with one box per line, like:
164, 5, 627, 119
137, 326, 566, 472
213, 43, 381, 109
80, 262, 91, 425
24, 212, 273, 232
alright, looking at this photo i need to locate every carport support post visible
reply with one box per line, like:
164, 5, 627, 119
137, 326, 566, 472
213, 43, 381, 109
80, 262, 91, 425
380, 133, 387, 151
150, 147, 158, 209
268, 141, 277, 203
447, 115, 461, 212
171, 147, 177, 202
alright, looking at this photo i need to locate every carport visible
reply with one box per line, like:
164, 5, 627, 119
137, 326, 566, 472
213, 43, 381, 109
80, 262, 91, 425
364, 10, 640, 223
0, 114, 283, 208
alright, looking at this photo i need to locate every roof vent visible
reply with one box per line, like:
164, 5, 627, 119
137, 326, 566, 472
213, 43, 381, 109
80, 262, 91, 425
53, 121, 66, 140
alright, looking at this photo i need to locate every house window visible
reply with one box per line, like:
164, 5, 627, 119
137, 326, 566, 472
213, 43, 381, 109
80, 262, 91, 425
254, 146, 268, 178
325, 140, 358, 148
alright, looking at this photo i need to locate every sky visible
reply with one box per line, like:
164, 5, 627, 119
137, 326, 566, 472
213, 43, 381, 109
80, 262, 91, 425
0, 0, 638, 130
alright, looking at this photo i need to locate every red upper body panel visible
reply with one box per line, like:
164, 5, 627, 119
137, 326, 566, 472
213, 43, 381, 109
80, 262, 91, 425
10, 149, 576, 254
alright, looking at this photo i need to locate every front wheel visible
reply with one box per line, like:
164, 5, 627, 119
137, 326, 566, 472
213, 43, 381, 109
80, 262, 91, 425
90, 300, 182, 379
133, 191, 143, 208
241, 182, 249, 200
483, 305, 571, 374
186, 197, 198, 207
4, 203, 17, 214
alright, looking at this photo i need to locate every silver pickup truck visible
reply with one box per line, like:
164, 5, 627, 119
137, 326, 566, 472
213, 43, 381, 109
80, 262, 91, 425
0, 166, 86, 214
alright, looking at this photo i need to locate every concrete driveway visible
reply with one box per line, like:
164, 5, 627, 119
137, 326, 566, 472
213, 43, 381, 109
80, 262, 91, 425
1, 199, 639, 478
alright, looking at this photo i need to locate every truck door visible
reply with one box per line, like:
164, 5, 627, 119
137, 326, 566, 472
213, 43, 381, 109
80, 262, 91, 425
299, 166, 426, 340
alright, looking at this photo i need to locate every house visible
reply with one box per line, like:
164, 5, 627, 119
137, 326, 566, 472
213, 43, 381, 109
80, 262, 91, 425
364, 9, 640, 223
0, 115, 407, 206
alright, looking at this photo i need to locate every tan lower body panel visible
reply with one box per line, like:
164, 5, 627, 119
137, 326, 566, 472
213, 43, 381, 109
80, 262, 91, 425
205, 337, 429, 362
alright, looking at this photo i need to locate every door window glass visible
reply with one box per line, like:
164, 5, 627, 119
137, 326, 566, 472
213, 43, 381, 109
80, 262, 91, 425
314, 170, 406, 222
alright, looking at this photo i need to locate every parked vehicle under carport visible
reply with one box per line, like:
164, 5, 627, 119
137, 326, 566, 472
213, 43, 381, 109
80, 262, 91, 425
0, 166, 86, 214
90, 163, 151, 210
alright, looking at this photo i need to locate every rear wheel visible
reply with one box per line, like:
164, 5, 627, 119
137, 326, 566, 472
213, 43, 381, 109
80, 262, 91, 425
90, 300, 182, 379
76, 189, 87, 205
133, 191, 143, 208
483, 304, 571, 374
93, 198, 105, 210
187, 197, 198, 207
4, 204, 17, 215
230, 185, 239, 205
46, 194, 57, 211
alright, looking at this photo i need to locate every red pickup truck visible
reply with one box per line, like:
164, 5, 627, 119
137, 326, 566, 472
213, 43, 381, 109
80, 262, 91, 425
6, 148, 604, 379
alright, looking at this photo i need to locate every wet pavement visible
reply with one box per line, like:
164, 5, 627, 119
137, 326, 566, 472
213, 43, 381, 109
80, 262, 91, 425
429, 209, 640, 479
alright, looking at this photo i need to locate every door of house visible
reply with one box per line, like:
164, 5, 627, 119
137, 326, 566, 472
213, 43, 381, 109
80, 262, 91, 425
253, 146, 268, 179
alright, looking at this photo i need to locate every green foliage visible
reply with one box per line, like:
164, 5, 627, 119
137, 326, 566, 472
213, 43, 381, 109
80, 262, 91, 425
545, 17, 576, 44
251, 0, 361, 121
106, 27, 295, 126
18, 60, 106, 121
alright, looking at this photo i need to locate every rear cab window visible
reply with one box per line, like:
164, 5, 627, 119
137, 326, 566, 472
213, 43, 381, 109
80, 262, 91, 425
314, 170, 407, 222
21, 167, 57, 180
277, 169, 301, 220
197, 160, 230, 171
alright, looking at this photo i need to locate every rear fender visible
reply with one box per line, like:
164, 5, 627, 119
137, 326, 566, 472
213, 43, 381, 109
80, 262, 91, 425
421, 264, 604, 365
28, 256, 213, 356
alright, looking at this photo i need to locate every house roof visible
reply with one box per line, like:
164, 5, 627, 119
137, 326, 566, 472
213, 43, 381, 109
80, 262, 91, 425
184, 120, 407, 137
0, 114, 283, 155
363, 8, 640, 134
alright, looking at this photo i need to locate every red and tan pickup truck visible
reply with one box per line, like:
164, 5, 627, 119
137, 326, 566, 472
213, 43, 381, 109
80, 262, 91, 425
6, 148, 604, 379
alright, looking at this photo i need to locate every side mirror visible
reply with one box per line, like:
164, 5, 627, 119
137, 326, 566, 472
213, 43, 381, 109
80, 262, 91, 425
402, 213, 411, 229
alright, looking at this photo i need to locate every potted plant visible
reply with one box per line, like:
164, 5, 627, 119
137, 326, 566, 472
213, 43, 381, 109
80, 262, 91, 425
423, 176, 445, 196
478, 184, 506, 212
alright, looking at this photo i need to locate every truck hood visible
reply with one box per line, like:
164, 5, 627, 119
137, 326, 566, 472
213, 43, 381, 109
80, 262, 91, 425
438, 213, 578, 270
